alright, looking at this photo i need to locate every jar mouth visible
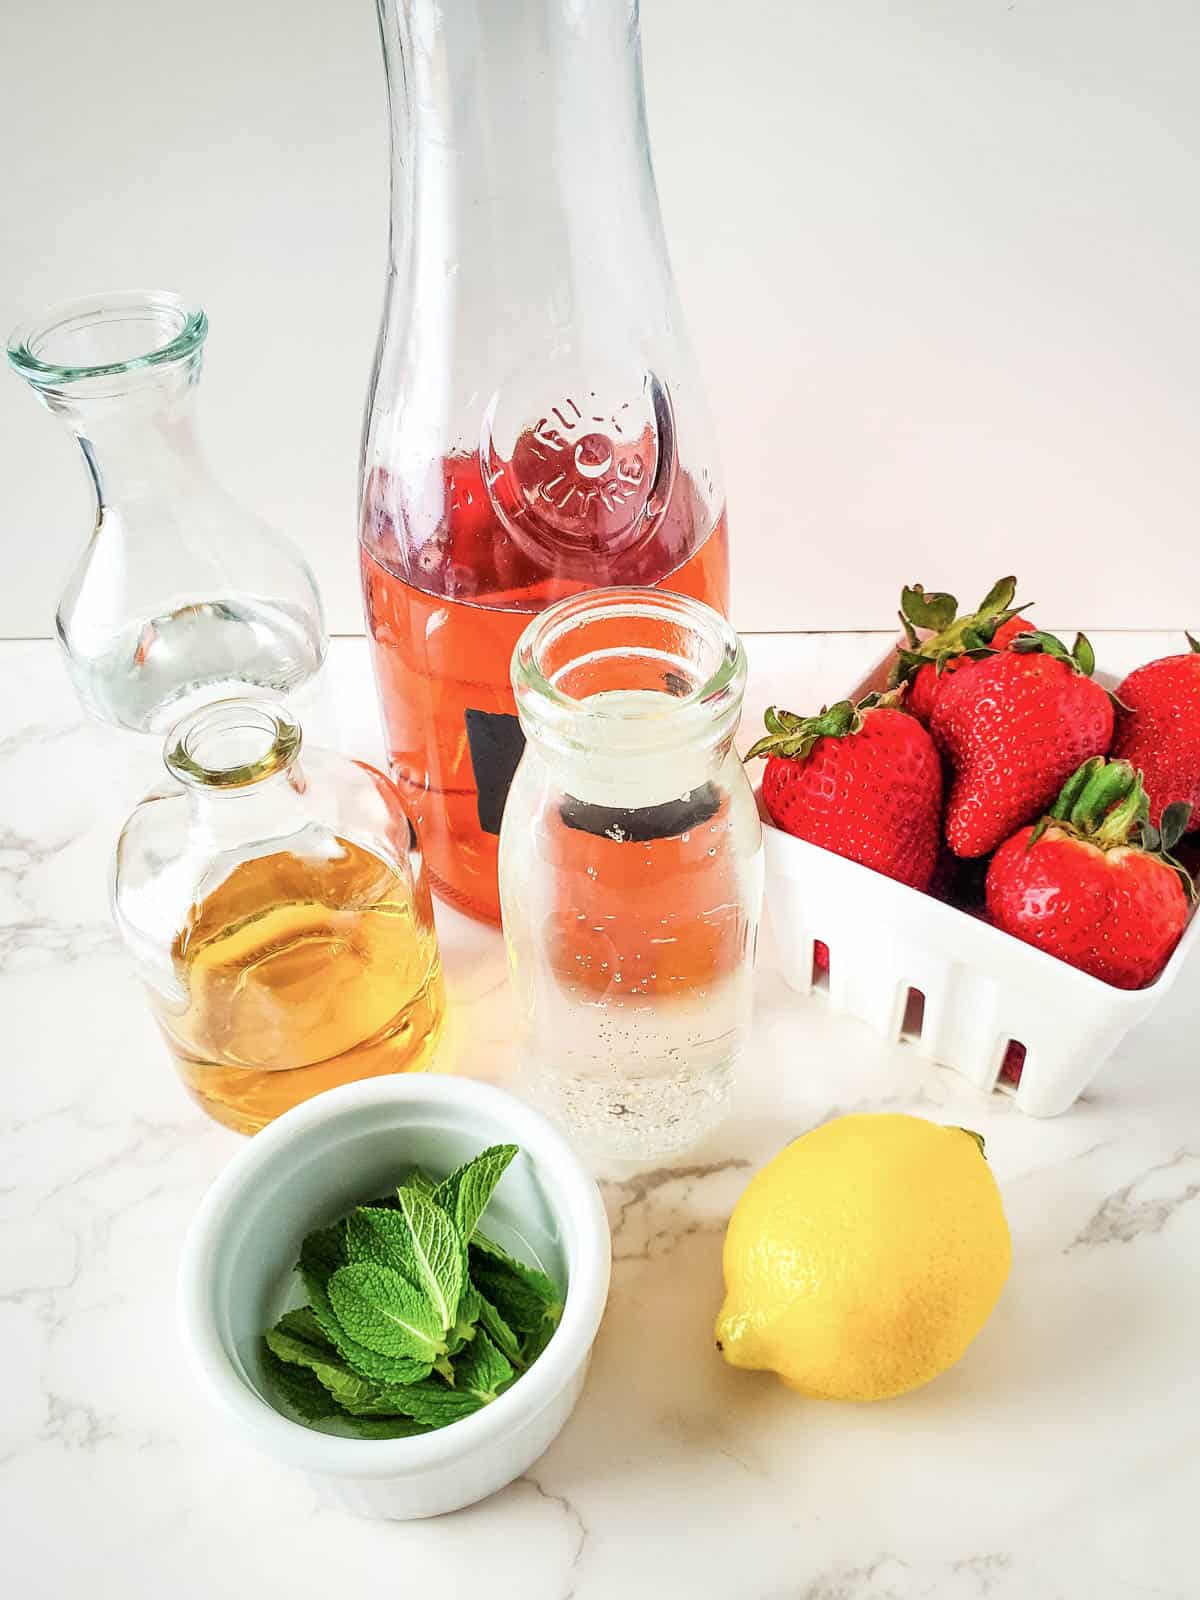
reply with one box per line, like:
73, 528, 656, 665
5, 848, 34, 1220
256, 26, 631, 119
512, 587, 746, 753
165, 698, 302, 790
7, 290, 207, 387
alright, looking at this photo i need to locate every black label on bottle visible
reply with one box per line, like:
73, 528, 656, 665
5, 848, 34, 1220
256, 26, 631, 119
465, 709, 526, 835
558, 782, 722, 844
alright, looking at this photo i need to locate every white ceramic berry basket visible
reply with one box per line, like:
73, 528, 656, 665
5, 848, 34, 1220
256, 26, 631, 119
759, 640, 1200, 1117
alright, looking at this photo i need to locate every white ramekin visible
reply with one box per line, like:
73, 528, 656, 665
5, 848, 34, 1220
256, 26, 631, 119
177, 1075, 612, 1520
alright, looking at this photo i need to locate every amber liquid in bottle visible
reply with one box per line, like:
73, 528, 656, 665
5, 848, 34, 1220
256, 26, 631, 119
150, 836, 445, 1134
362, 448, 729, 924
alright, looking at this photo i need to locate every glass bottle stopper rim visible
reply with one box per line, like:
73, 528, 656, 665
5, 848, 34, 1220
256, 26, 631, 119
164, 698, 302, 790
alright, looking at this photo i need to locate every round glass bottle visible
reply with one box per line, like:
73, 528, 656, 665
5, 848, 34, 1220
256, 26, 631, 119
7, 291, 327, 733
113, 698, 445, 1134
499, 589, 762, 1159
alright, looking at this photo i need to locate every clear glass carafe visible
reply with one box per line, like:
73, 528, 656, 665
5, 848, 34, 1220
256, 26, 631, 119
361, 0, 729, 926
7, 291, 327, 733
499, 589, 762, 1160
113, 698, 445, 1134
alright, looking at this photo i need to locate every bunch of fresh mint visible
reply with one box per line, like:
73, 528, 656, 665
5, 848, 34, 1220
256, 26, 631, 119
261, 1143, 564, 1438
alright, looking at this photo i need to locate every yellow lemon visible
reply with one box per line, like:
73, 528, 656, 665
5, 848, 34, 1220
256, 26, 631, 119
715, 1113, 1010, 1401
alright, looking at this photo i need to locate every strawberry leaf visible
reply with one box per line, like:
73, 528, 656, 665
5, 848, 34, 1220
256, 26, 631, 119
1159, 801, 1192, 854
976, 576, 1018, 616
901, 584, 959, 633
746, 700, 863, 762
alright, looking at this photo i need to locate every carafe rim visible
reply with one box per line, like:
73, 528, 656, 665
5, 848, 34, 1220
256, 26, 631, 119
7, 289, 207, 389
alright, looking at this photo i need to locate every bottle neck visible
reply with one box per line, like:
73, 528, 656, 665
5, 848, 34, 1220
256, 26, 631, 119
378, 0, 670, 315
186, 763, 315, 852
167, 700, 312, 846
8, 291, 212, 517
512, 587, 747, 807
60, 369, 210, 516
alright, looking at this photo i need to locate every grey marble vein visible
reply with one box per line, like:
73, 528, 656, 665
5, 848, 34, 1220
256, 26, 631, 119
0, 918, 118, 968
1067, 1150, 1200, 1252
519, 1471, 587, 1599
601, 1157, 751, 1262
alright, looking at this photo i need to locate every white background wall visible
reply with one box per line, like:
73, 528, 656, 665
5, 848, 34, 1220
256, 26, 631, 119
3, 0, 1198, 639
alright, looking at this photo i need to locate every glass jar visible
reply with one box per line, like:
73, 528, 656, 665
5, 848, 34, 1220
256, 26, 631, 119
113, 698, 445, 1134
7, 291, 326, 733
361, 0, 729, 927
499, 589, 762, 1159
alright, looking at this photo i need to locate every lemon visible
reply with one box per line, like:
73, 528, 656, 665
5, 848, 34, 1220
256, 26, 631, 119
715, 1113, 1010, 1401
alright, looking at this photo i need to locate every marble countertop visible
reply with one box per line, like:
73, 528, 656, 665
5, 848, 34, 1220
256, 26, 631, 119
3, 632, 1198, 1600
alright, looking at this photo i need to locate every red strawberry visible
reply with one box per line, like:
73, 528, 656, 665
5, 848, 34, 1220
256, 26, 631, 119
986, 758, 1193, 989
749, 693, 943, 890
888, 576, 1034, 726
931, 631, 1114, 858
906, 616, 1036, 724
999, 1042, 1026, 1085
1110, 634, 1200, 831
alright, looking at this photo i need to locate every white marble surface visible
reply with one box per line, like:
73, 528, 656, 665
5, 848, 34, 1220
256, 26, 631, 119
3, 632, 1199, 1600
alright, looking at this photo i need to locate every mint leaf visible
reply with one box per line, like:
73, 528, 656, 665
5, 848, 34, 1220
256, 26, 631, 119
380, 1377, 486, 1427
367, 1167, 436, 1210
341, 1415, 432, 1439
300, 1223, 432, 1385
265, 1321, 380, 1413
453, 1328, 515, 1402
476, 1290, 523, 1367
328, 1262, 447, 1364
396, 1187, 465, 1333
434, 1144, 518, 1240
346, 1194, 465, 1336
320, 1334, 432, 1388
300, 1220, 346, 1285
264, 1146, 554, 1440
445, 1282, 482, 1356
260, 1344, 340, 1423
275, 1305, 335, 1350
345, 1207, 416, 1276
469, 1236, 562, 1334
298, 1222, 349, 1346
518, 1317, 559, 1366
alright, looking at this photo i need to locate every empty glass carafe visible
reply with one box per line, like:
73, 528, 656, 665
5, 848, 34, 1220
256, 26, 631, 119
7, 291, 326, 733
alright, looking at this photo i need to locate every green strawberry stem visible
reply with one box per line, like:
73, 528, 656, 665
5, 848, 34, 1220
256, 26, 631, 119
746, 689, 903, 763
1049, 757, 1144, 841
1034, 758, 1197, 897
888, 575, 1028, 688
1009, 629, 1096, 677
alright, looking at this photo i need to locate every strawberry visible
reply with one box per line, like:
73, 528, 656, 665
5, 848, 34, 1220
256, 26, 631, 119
748, 693, 942, 890
1110, 634, 1200, 832
930, 631, 1114, 858
986, 757, 1193, 989
888, 576, 1034, 726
